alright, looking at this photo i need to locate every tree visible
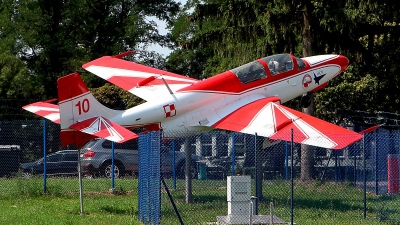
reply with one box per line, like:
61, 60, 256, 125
91, 84, 145, 110
298, 1, 314, 182
0, 0, 181, 103
169, 0, 400, 182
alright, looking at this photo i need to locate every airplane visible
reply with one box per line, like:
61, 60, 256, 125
23, 51, 363, 149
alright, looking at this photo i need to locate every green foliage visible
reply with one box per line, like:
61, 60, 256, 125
15, 173, 43, 197
91, 84, 145, 109
180, 0, 304, 75
315, 71, 379, 119
167, 0, 400, 116
0, 53, 44, 99
166, 49, 208, 78
0, 0, 180, 101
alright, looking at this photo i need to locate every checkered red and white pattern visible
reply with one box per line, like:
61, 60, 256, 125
163, 104, 176, 118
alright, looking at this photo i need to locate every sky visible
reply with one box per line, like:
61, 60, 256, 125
147, 0, 187, 57
147, 19, 171, 56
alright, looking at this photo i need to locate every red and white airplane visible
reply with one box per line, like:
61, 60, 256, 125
23, 51, 363, 148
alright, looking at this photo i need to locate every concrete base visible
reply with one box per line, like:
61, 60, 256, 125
216, 215, 286, 225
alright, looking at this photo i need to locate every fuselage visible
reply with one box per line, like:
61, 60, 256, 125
111, 54, 349, 136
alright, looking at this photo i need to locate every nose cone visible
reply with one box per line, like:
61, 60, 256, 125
302, 54, 349, 74
337, 55, 349, 73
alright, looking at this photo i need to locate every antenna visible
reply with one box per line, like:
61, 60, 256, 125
162, 77, 174, 95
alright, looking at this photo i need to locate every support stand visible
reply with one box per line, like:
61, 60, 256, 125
161, 177, 184, 225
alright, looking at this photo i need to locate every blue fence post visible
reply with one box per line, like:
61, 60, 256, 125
43, 119, 47, 194
374, 132, 378, 195
285, 141, 288, 180
111, 141, 115, 189
254, 132, 258, 214
172, 140, 176, 189
335, 151, 338, 181
363, 135, 367, 219
254, 133, 257, 179
231, 132, 235, 176
290, 129, 294, 225
354, 144, 357, 186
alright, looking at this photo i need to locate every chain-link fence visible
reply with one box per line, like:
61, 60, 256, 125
1, 120, 400, 224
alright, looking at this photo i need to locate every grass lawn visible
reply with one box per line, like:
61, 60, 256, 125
0, 177, 399, 224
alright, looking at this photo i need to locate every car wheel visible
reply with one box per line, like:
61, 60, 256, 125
22, 172, 32, 179
102, 163, 120, 179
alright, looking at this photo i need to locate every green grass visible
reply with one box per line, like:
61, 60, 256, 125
0, 176, 399, 224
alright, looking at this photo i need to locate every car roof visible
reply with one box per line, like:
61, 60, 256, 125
53, 150, 78, 154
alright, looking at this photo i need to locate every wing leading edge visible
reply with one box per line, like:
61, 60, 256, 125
212, 98, 363, 149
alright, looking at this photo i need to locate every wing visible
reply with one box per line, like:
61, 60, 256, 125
69, 116, 138, 143
22, 101, 60, 124
82, 55, 199, 102
212, 98, 362, 149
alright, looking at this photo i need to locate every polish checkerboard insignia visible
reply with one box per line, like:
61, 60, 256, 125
163, 104, 176, 118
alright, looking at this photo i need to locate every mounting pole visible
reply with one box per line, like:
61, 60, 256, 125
78, 148, 84, 215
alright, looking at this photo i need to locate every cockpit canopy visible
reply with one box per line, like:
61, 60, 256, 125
230, 60, 267, 84
231, 53, 306, 84
262, 54, 293, 75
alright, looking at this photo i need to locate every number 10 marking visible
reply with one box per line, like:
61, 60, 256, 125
75, 99, 90, 115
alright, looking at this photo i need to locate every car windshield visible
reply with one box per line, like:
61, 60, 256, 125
82, 139, 99, 148
64, 153, 78, 161
102, 139, 138, 150
47, 154, 62, 162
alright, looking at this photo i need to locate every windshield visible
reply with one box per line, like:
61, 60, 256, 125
296, 57, 306, 70
260, 54, 293, 75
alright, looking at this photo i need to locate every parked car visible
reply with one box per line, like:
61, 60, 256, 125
20, 150, 79, 178
80, 138, 202, 179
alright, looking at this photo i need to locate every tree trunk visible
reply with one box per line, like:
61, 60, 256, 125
300, 93, 315, 182
300, 2, 315, 182
255, 136, 264, 202
301, 4, 312, 57
184, 138, 193, 203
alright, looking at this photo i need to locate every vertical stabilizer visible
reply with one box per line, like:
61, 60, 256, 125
57, 72, 137, 147
57, 72, 119, 130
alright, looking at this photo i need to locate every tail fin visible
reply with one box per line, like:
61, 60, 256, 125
57, 72, 137, 147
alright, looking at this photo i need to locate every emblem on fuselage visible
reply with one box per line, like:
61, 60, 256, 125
302, 74, 312, 89
313, 71, 326, 85
163, 104, 176, 118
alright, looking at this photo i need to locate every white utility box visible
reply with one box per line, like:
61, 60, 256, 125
216, 176, 287, 225
227, 176, 251, 215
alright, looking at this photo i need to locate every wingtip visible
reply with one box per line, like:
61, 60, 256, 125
112, 50, 135, 59
359, 125, 380, 134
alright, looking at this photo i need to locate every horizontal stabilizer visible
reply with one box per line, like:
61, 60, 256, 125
22, 101, 60, 124
70, 116, 138, 143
